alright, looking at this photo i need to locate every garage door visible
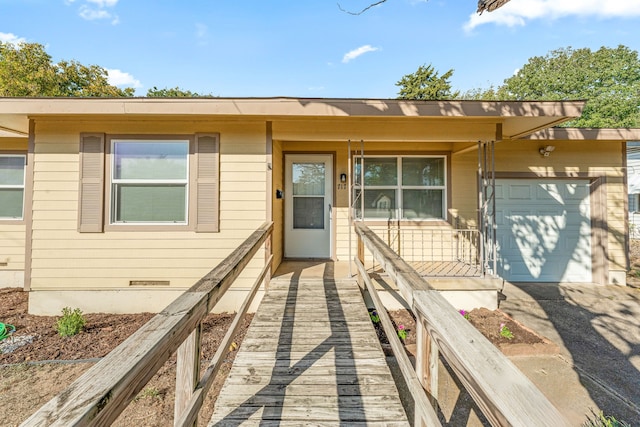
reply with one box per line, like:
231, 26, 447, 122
495, 179, 592, 282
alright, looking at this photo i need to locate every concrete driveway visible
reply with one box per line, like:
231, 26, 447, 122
499, 281, 640, 425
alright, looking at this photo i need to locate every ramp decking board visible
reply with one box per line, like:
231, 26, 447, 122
208, 277, 410, 426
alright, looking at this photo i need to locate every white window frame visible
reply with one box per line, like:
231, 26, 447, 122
0, 154, 26, 221
354, 154, 447, 220
110, 139, 190, 225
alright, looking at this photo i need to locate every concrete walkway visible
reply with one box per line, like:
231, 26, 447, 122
499, 282, 640, 425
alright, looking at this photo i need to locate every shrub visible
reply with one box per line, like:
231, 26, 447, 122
583, 409, 631, 427
56, 307, 86, 337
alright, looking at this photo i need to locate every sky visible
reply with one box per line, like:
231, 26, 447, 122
1, 0, 640, 98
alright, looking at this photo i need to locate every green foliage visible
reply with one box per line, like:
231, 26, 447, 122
488, 45, 640, 128
146, 86, 213, 97
0, 42, 134, 97
397, 324, 407, 340
396, 64, 460, 100
583, 409, 631, 427
134, 387, 162, 401
56, 307, 86, 337
499, 323, 514, 340
369, 309, 380, 324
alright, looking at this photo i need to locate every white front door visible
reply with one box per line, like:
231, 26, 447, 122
284, 154, 333, 258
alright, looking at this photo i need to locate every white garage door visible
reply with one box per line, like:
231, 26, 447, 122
495, 179, 592, 282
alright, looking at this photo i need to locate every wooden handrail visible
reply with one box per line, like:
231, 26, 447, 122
22, 222, 273, 427
355, 257, 442, 427
175, 253, 273, 427
354, 221, 569, 427
354, 221, 430, 307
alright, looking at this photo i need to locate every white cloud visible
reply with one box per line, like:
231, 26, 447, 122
87, 0, 118, 6
74, 0, 119, 24
465, 0, 640, 31
79, 5, 111, 20
0, 32, 26, 45
106, 69, 142, 88
342, 45, 379, 63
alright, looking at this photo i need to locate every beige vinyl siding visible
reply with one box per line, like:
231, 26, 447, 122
29, 120, 268, 292
0, 228, 26, 269
272, 139, 283, 267
606, 178, 627, 272
450, 150, 479, 229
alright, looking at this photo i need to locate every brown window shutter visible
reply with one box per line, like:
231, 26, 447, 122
195, 133, 220, 232
78, 133, 105, 232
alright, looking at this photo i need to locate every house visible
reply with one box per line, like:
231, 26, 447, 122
0, 97, 638, 315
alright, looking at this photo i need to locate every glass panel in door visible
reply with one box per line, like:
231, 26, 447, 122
292, 162, 325, 229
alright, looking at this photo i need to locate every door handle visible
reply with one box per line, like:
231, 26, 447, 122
329, 204, 332, 218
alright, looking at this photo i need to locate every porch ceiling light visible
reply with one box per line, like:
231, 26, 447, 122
539, 145, 555, 157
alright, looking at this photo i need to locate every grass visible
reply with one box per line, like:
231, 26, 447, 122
134, 386, 162, 401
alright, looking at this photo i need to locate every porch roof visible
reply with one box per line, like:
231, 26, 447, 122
0, 97, 584, 140
525, 127, 640, 141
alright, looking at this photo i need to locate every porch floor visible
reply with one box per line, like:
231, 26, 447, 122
208, 266, 409, 426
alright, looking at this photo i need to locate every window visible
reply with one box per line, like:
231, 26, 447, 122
78, 133, 219, 232
0, 154, 26, 220
110, 140, 189, 224
354, 155, 446, 220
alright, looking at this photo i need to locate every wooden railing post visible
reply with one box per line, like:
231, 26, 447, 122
415, 313, 438, 408
265, 234, 272, 290
357, 231, 365, 287
175, 325, 202, 426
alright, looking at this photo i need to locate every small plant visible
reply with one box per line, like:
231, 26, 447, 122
134, 387, 161, 402
583, 409, 631, 427
499, 323, 514, 340
369, 309, 380, 324
56, 307, 86, 337
459, 309, 470, 320
397, 324, 407, 340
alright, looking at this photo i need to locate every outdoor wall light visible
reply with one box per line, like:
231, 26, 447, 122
340, 173, 347, 183
539, 145, 556, 157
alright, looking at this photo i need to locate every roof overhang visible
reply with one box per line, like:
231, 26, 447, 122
0, 97, 585, 141
525, 127, 640, 141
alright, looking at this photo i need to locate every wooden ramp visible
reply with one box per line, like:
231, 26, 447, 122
209, 277, 410, 426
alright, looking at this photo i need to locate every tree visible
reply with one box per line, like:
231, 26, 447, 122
396, 64, 459, 100
146, 86, 212, 97
489, 45, 640, 128
0, 42, 134, 97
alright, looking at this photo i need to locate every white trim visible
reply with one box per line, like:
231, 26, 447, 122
354, 154, 447, 221
0, 153, 26, 220
109, 139, 190, 225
